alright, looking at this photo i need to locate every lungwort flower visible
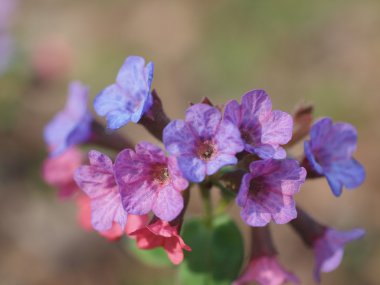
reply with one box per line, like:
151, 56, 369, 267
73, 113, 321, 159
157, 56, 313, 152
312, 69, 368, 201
76, 194, 148, 241
129, 217, 191, 265
312, 227, 365, 283
44, 81, 93, 156
224, 90, 293, 159
304, 117, 365, 196
74, 150, 127, 232
233, 256, 300, 285
237, 159, 306, 227
115, 142, 188, 222
94, 56, 154, 130
42, 146, 83, 198
163, 103, 244, 182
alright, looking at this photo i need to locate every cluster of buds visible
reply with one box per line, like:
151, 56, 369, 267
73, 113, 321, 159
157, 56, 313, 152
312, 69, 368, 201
42, 55, 365, 284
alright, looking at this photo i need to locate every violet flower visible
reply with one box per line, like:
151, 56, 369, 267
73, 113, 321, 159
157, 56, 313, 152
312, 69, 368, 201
74, 150, 127, 232
163, 103, 244, 182
224, 90, 293, 159
114, 141, 189, 222
44, 81, 93, 156
237, 159, 306, 227
304, 117, 365, 196
313, 228, 365, 283
94, 56, 154, 130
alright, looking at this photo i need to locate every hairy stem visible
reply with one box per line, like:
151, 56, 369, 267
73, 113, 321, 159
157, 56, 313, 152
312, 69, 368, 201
250, 226, 277, 258
290, 206, 326, 247
139, 89, 171, 141
200, 181, 213, 227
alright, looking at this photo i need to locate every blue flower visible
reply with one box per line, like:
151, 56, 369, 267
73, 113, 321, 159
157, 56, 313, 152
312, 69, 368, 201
44, 81, 92, 156
304, 117, 365, 196
94, 56, 154, 130
313, 228, 365, 283
163, 103, 244, 183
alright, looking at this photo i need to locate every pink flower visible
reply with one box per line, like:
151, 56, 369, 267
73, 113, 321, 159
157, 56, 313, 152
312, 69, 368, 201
129, 217, 191, 265
233, 256, 300, 285
76, 194, 148, 241
115, 141, 189, 222
74, 150, 127, 232
42, 146, 83, 198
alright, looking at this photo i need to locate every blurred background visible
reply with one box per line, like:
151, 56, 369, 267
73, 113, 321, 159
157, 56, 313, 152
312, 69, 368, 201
0, 0, 379, 284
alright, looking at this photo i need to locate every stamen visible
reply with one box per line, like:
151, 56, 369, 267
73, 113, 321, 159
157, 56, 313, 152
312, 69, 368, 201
197, 140, 216, 161
152, 164, 170, 184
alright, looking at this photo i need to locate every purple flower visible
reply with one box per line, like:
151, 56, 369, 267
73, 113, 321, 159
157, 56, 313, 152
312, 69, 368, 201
94, 56, 154, 130
44, 81, 92, 156
74, 150, 127, 232
304, 117, 365, 196
233, 256, 300, 285
114, 141, 188, 222
313, 228, 365, 283
237, 159, 306, 227
224, 90, 293, 159
163, 103, 244, 182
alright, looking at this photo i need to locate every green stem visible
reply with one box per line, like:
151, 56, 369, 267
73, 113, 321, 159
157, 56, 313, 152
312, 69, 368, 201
210, 179, 235, 215
200, 182, 213, 228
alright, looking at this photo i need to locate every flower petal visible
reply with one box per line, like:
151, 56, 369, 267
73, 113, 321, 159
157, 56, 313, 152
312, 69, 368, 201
152, 185, 184, 222
177, 156, 206, 183
185, 104, 221, 139
163, 119, 196, 155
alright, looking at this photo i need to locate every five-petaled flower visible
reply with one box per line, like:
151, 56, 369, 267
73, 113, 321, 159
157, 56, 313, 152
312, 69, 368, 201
237, 159, 306, 227
312, 227, 365, 283
224, 90, 293, 159
163, 103, 244, 182
304, 117, 365, 196
74, 150, 127, 232
94, 56, 154, 130
233, 256, 300, 285
44, 81, 93, 156
115, 141, 189, 222
129, 217, 191, 265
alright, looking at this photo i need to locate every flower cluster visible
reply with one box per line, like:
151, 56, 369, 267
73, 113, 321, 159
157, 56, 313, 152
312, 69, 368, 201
43, 55, 366, 284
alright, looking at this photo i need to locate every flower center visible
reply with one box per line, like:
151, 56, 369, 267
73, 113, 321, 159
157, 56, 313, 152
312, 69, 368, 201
241, 131, 252, 144
197, 140, 216, 161
152, 164, 170, 184
241, 126, 261, 146
249, 179, 264, 197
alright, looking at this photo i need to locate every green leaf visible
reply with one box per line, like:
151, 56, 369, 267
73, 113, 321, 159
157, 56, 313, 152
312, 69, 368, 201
179, 215, 244, 285
127, 239, 172, 268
